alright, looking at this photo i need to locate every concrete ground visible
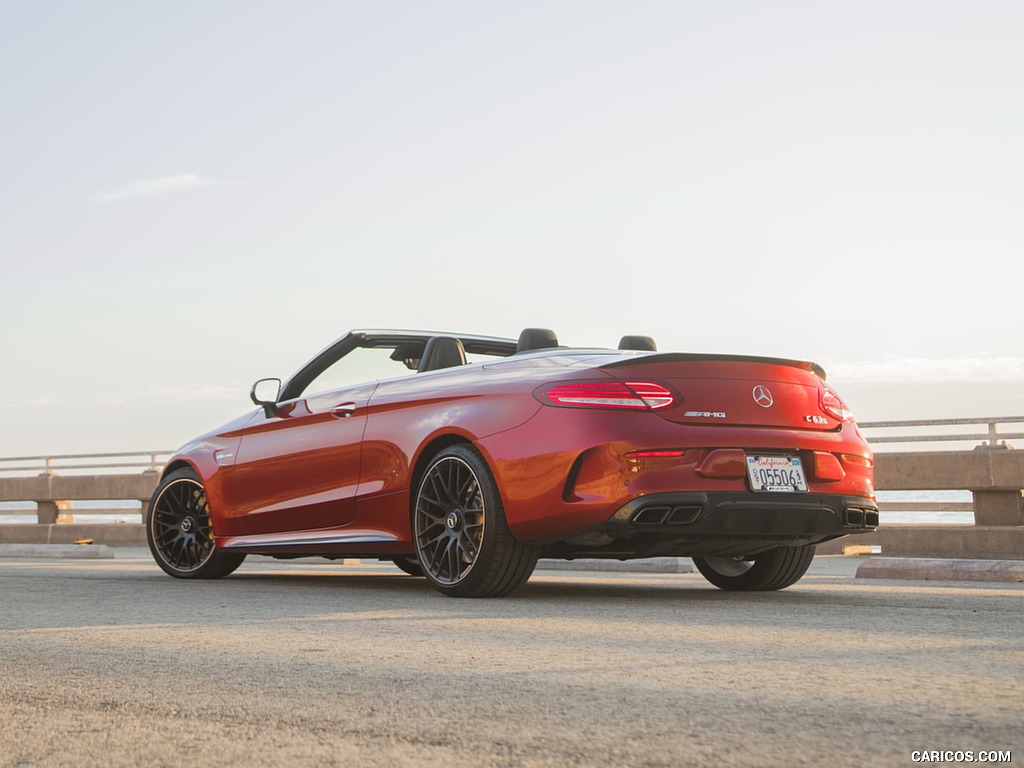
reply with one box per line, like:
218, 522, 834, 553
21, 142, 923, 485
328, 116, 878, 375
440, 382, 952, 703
0, 551, 1020, 767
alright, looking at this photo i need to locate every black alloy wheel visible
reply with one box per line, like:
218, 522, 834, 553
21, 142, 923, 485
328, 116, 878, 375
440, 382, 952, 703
146, 467, 245, 579
692, 544, 816, 591
413, 444, 538, 597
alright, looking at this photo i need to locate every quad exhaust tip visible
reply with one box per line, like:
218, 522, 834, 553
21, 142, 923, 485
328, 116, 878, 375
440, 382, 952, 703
843, 507, 879, 529
632, 505, 703, 526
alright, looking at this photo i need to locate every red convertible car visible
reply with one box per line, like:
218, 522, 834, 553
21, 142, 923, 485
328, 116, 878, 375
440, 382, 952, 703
147, 328, 877, 597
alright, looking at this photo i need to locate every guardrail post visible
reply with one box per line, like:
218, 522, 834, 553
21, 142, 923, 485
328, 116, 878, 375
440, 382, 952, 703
55, 500, 73, 524
34, 470, 57, 523
36, 501, 58, 524
972, 490, 1024, 526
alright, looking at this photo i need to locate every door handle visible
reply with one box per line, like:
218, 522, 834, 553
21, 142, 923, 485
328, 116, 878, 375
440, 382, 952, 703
331, 403, 357, 418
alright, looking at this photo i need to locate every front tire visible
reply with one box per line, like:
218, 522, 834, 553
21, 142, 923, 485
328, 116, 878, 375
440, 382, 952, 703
413, 444, 539, 597
146, 467, 246, 579
693, 545, 815, 591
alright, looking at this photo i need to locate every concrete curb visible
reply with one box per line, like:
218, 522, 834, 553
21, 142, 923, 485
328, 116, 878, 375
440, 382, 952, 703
0, 524, 147, 547
537, 557, 694, 574
856, 557, 1024, 583
0, 543, 116, 559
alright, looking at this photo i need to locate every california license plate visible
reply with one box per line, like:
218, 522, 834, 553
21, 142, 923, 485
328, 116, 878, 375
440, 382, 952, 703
746, 455, 808, 493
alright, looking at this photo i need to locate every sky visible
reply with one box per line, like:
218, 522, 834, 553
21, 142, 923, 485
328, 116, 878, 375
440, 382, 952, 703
2, 1, 1022, 457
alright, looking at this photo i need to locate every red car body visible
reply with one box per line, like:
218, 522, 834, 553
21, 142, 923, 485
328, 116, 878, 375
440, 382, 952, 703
148, 329, 876, 596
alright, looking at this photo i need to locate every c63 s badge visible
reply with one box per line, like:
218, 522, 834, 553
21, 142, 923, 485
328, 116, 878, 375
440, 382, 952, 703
805, 415, 828, 424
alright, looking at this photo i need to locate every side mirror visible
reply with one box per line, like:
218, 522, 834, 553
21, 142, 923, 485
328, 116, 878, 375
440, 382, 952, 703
250, 378, 282, 417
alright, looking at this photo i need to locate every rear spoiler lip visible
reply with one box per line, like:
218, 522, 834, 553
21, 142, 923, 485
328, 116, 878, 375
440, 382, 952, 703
599, 352, 827, 381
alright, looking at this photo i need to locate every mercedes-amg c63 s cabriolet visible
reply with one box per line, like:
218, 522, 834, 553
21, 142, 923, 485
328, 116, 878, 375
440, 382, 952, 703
147, 328, 877, 597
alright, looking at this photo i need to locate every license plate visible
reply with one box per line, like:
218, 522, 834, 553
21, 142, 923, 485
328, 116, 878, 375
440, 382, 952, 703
746, 455, 808, 493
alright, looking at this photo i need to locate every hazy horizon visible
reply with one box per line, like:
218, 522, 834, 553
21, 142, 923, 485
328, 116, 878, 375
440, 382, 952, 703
2, 1, 1022, 455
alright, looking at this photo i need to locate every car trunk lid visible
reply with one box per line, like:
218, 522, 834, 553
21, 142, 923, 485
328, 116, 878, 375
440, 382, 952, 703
600, 353, 838, 430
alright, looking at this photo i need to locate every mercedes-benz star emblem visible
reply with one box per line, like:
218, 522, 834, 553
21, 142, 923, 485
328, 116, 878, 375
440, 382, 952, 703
752, 385, 774, 408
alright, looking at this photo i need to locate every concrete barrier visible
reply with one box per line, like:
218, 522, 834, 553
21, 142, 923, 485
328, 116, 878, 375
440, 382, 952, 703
0, 523, 147, 546
0, 450, 1022, 560
0, 543, 116, 559
816, 524, 1024, 559
0, 474, 159, 524
856, 557, 1024, 582
818, 449, 1024, 560
875, 450, 1024, 526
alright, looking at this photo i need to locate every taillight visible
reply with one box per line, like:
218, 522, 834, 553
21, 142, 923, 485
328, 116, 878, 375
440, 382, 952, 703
536, 381, 675, 410
625, 382, 674, 409
819, 386, 854, 423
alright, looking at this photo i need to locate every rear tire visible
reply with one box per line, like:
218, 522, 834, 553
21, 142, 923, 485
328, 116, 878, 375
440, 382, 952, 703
693, 544, 815, 591
146, 467, 246, 579
391, 556, 424, 577
413, 444, 539, 597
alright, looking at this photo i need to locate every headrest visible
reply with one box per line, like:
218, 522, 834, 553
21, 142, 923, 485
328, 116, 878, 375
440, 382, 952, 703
418, 336, 467, 372
516, 328, 559, 353
618, 335, 657, 351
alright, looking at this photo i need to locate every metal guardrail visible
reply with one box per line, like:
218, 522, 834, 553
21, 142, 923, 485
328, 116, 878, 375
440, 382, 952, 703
0, 451, 173, 474
858, 416, 1024, 449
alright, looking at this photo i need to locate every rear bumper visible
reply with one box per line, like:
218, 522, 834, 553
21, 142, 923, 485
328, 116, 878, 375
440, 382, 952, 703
611, 491, 878, 533
478, 404, 874, 544
542, 492, 878, 559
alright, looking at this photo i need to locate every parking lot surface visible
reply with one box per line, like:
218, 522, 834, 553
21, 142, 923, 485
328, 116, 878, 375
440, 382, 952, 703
1, 552, 1020, 767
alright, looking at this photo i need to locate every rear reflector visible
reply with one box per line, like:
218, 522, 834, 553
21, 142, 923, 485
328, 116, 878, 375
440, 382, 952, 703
625, 450, 689, 458
536, 381, 674, 410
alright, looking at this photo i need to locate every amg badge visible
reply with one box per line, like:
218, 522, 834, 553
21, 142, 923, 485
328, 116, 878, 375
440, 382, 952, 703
685, 411, 727, 419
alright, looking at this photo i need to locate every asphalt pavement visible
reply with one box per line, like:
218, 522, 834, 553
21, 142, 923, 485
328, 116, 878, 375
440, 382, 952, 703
1, 551, 1020, 767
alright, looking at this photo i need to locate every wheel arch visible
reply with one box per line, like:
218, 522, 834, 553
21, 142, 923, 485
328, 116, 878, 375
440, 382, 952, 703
408, 433, 475, 516
160, 459, 197, 482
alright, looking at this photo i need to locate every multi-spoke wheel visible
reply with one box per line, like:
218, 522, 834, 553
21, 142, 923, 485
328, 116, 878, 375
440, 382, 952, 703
146, 467, 245, 579
692, 544, 816, 591
414, 444, 538, 597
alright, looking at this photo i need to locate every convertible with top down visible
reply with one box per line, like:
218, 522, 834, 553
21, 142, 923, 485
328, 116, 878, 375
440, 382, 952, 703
147, 328, 877, 597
